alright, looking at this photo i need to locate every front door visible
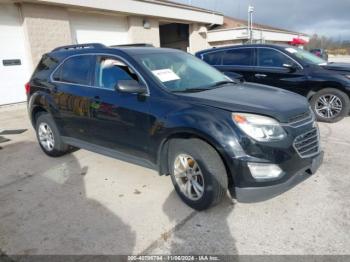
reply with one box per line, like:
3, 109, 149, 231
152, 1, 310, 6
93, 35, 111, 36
253, 48, 307, 95
87, 55, 151, 160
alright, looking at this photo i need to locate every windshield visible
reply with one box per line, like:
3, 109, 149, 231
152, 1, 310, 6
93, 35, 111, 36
134, 51, 231, 92
284, 47, 327, 65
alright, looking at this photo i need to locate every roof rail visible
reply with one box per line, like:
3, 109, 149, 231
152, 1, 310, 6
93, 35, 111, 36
52, 43, 106, 52
110, 43, 154, 48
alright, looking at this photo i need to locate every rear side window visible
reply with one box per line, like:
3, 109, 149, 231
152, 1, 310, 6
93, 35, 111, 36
222, 48, 254, 66
202, 51, 224, 65
32, 54, 59, 81
53, 55, 93, 85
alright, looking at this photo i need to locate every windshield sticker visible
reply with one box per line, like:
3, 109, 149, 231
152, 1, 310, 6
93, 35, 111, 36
152, 69, 180, 82
285, 48, 298, 54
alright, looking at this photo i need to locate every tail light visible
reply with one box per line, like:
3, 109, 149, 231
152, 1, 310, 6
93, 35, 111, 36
25, 82, 31, 95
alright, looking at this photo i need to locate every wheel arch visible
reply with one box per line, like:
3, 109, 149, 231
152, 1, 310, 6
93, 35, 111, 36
28, 91, 55, 127
306, 85, 350, 101
156, 130, 235, 188
31, 105, 48, 126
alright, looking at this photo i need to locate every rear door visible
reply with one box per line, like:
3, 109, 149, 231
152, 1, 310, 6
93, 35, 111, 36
254, 47, 307, 94
202, 47, 256, 82
51, 54, 96, 139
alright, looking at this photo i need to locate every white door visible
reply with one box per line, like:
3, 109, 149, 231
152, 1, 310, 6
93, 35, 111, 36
0, 4, 31, 105
70, 12, 129, 46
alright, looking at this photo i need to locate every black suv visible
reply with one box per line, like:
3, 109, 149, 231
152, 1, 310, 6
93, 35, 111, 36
196, 44, 350, 123
27, 43, 323, 210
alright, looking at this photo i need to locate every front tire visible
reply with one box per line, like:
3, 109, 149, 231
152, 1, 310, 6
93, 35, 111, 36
310, 88, 350, 123
168, 138, 228, 211
35, 112, 70, 157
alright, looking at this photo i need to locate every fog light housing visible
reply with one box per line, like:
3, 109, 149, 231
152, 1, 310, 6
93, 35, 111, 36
248, 163, 283, 180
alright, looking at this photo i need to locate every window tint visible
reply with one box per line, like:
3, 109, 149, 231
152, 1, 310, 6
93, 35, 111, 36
33, 55, 59, 81
53, 55, 93, 85
222, 48, 254, 66
95, 56, 139, 90
258, 48, 294, 67
202, 51, 224, 65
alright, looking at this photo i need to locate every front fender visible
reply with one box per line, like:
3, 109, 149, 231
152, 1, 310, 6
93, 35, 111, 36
153, 105, 245, 179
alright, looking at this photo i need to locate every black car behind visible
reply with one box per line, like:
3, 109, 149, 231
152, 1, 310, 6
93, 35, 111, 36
196, 44, 350, 123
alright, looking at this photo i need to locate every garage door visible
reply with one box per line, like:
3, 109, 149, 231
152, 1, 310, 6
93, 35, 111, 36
0, 4, 31, 105
70, 12, 129, 46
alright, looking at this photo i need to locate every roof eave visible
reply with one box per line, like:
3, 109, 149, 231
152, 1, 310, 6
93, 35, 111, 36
23, 0, 224, 24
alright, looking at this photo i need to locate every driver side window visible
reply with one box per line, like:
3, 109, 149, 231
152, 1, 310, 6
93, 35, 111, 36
258, 48, 295, 68
94, 56, 139, 90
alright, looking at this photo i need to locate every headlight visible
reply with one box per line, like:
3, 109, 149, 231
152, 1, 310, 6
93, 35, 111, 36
232, 113, 287, 142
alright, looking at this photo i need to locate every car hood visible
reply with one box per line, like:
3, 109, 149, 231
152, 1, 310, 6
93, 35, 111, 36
179, 82, 309, 123
321, 62, 350, 73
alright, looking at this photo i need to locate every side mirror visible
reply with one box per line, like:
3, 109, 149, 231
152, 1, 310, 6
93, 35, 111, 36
283, 63, 298, 72
116, 80, 146, 94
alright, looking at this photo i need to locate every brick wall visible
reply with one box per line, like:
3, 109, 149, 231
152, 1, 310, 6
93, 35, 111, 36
20, 3, 72, 66
189, 23, 208, 53
127, 16, 160, 47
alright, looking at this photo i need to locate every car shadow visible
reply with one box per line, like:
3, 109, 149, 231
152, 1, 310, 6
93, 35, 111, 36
161, 190, 238, 255
0, 141, 136, 256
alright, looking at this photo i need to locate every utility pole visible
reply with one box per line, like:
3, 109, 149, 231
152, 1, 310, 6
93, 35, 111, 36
248, 5, 254, 44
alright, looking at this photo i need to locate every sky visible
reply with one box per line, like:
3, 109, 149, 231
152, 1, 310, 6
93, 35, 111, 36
174, 0, 350, 41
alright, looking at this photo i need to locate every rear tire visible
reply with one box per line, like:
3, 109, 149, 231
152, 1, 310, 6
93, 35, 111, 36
35, 112, 70, 157
310, 88, 350, 123
168, 138, 228, 211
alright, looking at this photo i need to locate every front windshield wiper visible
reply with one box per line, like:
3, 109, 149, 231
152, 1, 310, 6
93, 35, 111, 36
209, 80, 235, 87
173, 80, 235, 93
173, 88, 212, 93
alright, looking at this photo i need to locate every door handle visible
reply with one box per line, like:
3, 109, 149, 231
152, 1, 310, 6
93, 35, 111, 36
255, 74, 267, 78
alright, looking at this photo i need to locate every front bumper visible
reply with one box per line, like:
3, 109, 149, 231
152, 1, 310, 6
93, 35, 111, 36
234, 151, 324, 203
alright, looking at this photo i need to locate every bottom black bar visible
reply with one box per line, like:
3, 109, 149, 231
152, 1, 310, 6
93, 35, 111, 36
1, 255, 349, 262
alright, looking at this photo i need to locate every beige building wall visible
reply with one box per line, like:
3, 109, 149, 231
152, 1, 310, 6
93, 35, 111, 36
127, 16, 160, 47
209, 39, 244, 47
189, 23, 208, 53
18, 4, 215, 66
20, 3, 72, 66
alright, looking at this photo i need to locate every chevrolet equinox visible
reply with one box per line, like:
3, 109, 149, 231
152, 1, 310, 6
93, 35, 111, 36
27, 43, 323, 210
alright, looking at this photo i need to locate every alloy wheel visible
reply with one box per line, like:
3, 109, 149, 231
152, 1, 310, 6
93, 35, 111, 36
315, 94, 342, 119
173, 154, 205, 200
38, 122, 55, 151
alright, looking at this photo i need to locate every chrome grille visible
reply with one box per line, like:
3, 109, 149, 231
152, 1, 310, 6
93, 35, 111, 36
288, 111, 311, 123
288, 110, 314, 128
293, 128, 320, 158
